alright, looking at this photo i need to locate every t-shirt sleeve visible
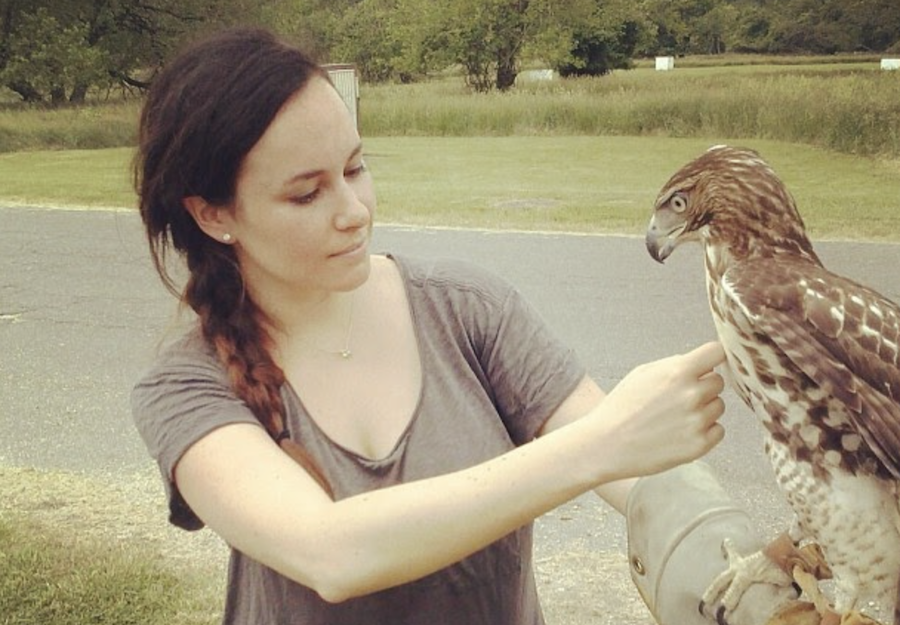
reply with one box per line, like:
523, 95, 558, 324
477, 283, 586, 445
131, 335, 260, 530
421, 258, 586, 446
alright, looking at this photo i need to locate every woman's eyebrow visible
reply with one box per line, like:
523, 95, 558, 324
281, 143, 364, 187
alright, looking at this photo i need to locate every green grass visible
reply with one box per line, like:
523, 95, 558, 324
0, 147, 136, 208
0, 515, 217, 625
2, 136, 899, 241
367, 136, 900, 241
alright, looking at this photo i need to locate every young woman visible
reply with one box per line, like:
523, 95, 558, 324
131, 27, 727, 625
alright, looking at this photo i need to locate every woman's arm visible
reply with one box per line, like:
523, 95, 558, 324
542, 361, 803, 625
537, 372, 635, 513
175, 342, 726, 603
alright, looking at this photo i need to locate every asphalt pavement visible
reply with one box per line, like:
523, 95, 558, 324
2, 204, 899, 623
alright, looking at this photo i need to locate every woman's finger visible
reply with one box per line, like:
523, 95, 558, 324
681, 341, 726, 376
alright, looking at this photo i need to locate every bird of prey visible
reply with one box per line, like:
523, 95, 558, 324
645, 145, 900, 625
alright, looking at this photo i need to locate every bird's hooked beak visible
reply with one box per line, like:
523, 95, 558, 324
646, 207, 687, 263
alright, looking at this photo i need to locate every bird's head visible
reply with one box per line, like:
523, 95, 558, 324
646, 145, 818, 266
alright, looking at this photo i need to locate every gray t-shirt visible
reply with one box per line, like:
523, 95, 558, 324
132, 254, 586, 625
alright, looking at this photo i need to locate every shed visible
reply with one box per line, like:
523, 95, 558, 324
323, 64, 360, 129
655, 56, 675, 71
516, 69, 557, 84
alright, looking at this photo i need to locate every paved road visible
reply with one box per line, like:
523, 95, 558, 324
2, 205, 899, 622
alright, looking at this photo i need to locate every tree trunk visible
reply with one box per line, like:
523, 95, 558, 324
70, 82, 89, 104
494, 0, 527, 91
496, 55, 517, 91
495, 36, 520, 91
51, 87, 66, 107
9, 81, 43, 103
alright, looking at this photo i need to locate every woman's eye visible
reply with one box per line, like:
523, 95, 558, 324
291, 189, 319, 205
345, 161, 368, 178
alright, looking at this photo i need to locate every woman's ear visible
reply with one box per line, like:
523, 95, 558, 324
182, 196, 236, 244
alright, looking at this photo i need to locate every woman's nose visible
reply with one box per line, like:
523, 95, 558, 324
333, 181, 372, 231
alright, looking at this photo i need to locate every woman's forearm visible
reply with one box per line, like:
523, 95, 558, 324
258, 413, 618, 602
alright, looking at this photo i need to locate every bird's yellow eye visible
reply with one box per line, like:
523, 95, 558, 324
670, 193, 688, 214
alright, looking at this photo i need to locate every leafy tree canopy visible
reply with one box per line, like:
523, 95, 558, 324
2, 0, 898, 102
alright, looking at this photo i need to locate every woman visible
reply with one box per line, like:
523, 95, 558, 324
131, 27, 727, 624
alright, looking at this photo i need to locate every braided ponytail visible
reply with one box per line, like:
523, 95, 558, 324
186, 253, 333, 496
134, 27, 333, 496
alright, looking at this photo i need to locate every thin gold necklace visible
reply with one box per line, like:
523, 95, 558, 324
305, 294, 355, 359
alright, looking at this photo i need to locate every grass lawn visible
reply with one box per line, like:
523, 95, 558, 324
0, 515, 219, 625
0, 466, 225, 625
1, 136, 899, 241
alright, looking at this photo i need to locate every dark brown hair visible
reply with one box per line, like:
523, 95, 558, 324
134, 27, 332, 494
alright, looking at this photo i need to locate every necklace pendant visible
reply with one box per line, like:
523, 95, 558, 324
339, 349, 352, 359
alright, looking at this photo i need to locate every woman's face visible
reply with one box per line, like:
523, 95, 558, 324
225, 76, 375, 303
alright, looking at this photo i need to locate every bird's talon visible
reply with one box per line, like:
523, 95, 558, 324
702, 539, 795, 623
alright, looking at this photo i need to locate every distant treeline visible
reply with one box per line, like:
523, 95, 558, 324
2, 0, 900, 105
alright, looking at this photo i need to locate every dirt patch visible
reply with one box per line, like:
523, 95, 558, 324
536, 551, 655, 625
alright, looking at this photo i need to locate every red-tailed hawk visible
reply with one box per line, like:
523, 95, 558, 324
645, 145, 900, 625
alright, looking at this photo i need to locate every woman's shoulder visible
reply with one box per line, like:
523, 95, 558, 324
387, 253, 515, 303
133, 323, 225, 390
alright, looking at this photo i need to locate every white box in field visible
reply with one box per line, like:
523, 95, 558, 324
516, 69, 557, 84
881, 58, 900, 70
655, 56, 675, 71
323, 64, 359, 128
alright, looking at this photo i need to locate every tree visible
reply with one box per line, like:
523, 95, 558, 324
328, 0, 436, 82
0, 7, 107, 104
745, 0, 900, 53
530, 0, 650, 76
423, 0, 641, 91
0, 0, 260, 105
839, 0, 900, 52
725, 0, 774, 53
693, 2, 739, 54
766, 0, 849, 53
258, 0, 346, 61
424, 0, 531, 92
641, 0, 713, 55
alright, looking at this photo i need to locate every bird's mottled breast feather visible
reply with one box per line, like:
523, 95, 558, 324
720, 256, 900, 478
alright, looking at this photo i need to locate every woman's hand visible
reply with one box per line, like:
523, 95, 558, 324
587, 341, 727, 480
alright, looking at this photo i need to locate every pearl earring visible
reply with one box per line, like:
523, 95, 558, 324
222, 233, 232, 243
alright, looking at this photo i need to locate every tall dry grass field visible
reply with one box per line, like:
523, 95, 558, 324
361, 62, 900, 157
2, 58, 898, 157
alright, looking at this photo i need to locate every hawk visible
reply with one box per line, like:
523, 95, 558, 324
645, 145, 900, 625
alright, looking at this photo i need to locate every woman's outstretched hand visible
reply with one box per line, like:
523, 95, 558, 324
590, 341, 727, 480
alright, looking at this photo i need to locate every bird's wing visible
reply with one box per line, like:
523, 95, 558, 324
722, 257, 900, 478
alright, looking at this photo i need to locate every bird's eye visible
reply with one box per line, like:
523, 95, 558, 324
670, 193, 688, 214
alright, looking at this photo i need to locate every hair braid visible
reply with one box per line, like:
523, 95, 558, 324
187, 250, 334, 497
